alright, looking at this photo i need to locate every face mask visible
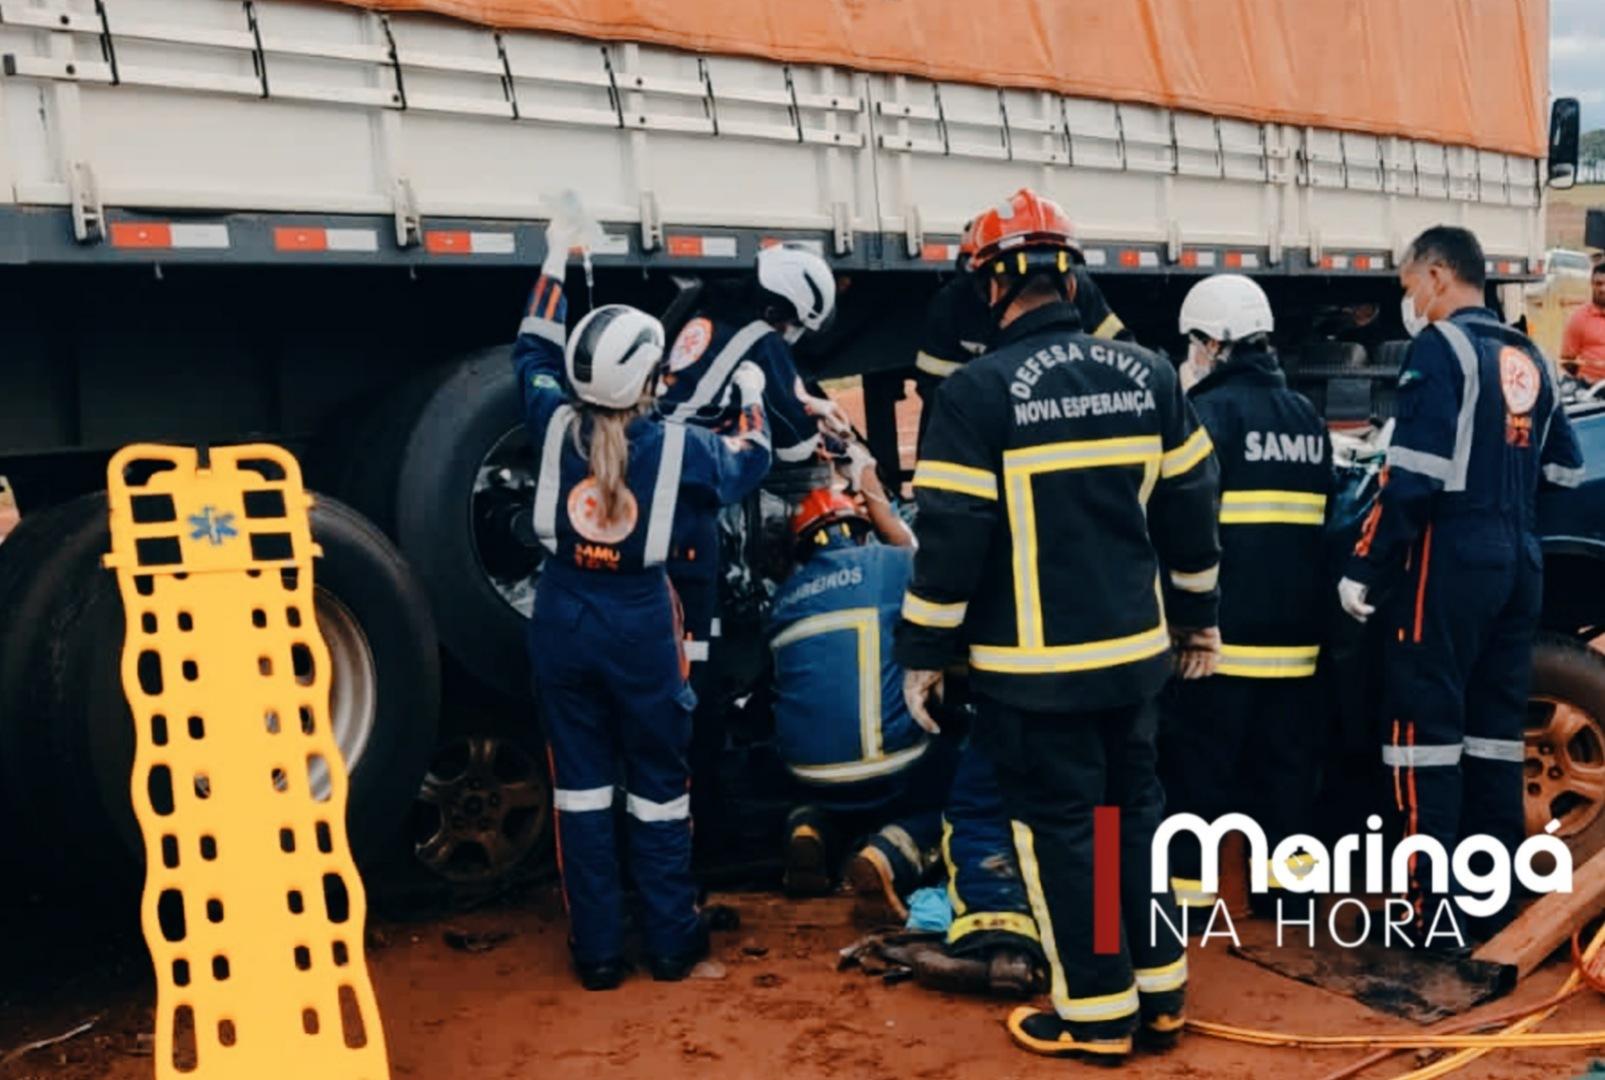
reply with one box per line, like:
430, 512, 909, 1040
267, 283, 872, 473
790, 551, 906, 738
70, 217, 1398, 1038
1400, 292, 1429, 339
783, 324, 805, 346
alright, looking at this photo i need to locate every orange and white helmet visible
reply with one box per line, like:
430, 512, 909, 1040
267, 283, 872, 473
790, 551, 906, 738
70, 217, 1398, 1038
968, 188, 1082, 275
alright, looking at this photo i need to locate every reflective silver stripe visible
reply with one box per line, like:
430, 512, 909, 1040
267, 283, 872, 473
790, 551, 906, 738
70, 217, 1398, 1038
1431, 320, 1481, 494
642, 422, 685, 566
553, 785, 614, 812
519, 315, 565, 345
1380, 743, 1463, 767
532, 405, 575, 554
1059, 984, 1140, 1022
666, 320, 772, 418
1386, 445, 1454, 483
1169, 564, 1219, 593
1544, 463, 1585, 488
915, 351, 962, 378
711, 618, 722, 638
775, 432, 821, 463
878, 823, 924, 870
1219, 490, 1328, 526
626, 792, 691, 822
788, 741, 930, 784
913, 460, 999, 500
683, 641, 710, 662
901, 592, 967, 629
1464, 736, 1525, 763
1134, 957, 1188, 994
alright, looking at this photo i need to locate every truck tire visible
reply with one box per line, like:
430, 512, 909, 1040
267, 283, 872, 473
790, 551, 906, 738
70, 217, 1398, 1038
393, 349, 538, 702
14, 493, 441, 880
0, 495, 116, 834
1527, 633, 1605, 865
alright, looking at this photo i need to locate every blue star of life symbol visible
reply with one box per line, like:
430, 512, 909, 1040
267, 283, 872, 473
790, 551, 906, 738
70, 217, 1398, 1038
187, 506, 238, 546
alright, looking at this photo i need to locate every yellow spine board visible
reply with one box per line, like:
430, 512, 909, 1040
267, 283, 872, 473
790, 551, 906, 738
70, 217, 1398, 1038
103, 444, 388, 1080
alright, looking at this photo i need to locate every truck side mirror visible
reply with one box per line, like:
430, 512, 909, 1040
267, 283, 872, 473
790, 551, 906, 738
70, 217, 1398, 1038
1549, 97, 1581, 190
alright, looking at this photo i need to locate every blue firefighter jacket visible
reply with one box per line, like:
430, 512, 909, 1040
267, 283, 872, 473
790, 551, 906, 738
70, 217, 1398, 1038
512, 275, 772, 577
767, 539, 929, 785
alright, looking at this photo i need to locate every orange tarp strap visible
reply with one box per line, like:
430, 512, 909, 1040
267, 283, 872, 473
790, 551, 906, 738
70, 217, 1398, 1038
332, 0, 1547, 157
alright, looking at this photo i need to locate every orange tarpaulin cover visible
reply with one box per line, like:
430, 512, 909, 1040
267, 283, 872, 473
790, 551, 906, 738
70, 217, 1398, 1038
345, 0, 1548, 157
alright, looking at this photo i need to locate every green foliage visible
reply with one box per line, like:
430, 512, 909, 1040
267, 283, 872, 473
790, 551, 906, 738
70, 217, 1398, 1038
1582, 129, 1605, 165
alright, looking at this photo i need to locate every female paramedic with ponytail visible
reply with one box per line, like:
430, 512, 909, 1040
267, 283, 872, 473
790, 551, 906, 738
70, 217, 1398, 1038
514, 223, 773, 991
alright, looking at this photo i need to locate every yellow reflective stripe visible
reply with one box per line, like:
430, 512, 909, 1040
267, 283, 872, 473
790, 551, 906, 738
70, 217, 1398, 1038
1093, 312, 1125, 340
771, 608, 881, 759
788, 740, 929, 784
1061, 985, 1140, 1022
1001, 436, 1163, 649
948, 911, 1041, 945
1012, 820, 1071, 1015
913, 460, 998, 501
915, 351, 963, 378
1003, 434, 1161, 471
1267, 852, 1319, 890
1160, 426, 1213, 478
1169, 564, 1219, 594
1171, 876, 1217, 908
940, 818, 966, 917
1219, 489, 1327, 526
971, 623, 1171, 674
901, 592, 967, 629
1216, 643, 1320, 679
1134, 956, 1188, 994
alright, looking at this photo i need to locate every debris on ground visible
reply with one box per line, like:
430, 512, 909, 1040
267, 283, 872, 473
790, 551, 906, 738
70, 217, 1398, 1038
443, 928, 516, 954
0, 1017, 98, 1068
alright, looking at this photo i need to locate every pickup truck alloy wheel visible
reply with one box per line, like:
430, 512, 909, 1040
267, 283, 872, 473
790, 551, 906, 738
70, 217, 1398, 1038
312, 587, 379, 800
1526, 634, 1605, 861
412, 734, 550, 883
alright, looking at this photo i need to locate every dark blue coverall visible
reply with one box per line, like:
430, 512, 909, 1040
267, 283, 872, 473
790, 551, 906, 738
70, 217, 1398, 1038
514, 273, 772, 967
769, 534, 1035, 954
659, 314, 821, 852
1346, 307, 1584, 930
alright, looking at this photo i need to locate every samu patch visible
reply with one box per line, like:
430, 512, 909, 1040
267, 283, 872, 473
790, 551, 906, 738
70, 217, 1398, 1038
669, 317, 714, 372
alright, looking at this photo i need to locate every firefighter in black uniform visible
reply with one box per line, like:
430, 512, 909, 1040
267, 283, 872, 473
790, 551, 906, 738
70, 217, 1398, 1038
913, 220, 1132, 448
896, 189, 1222, 1063
1160, 274, 1334, 918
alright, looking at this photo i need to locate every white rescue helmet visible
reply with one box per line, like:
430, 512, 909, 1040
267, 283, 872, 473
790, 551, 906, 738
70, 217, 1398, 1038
756, 244, 837, 333
1178, 273, 1274, 344
565, 304, 667, 410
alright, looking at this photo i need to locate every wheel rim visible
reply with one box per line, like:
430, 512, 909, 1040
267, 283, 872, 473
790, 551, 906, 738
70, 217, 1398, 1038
470, 426, 540, 619
1525, 695, 1605, 839
310, 587, 379, 800
411, 735, 551, 883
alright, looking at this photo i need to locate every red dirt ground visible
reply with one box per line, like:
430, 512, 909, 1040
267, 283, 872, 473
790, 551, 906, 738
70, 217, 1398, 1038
3, 891, 1603, 1080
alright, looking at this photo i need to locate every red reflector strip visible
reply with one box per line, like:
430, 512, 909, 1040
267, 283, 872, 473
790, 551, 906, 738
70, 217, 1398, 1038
668, 235, 738, 258
1353, 254, 1372, 271
1181, 250, 1217, 269
1119, 249, 1141, 267
109, 223, 229, 250
110, 222, 172, 249
274, 227, 326, 252
1503, 260, 1522, 275
1224, 251, 1244, 269
921, 242, 958, 263
425, 230, 515, 255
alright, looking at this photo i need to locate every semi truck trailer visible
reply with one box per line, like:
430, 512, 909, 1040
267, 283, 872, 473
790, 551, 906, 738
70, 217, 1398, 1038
0, 0, 1597, 886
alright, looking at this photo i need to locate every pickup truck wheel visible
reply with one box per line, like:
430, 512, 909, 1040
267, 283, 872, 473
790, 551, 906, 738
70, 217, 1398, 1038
1526, 633, 1605, 863
393, 350, 539, 701
19, 493, 441, 879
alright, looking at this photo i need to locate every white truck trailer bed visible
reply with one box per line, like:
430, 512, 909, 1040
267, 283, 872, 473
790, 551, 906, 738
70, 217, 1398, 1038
0, 0, 1544, 278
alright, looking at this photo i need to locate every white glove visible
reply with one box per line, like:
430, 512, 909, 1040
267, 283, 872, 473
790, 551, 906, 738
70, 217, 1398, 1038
808, 394, 853, 439
1338, 577, 1375, 623
903, 669, 944, 735
731, 360, 766, 404
843, 441, 877, 493
541, 218, 583, 279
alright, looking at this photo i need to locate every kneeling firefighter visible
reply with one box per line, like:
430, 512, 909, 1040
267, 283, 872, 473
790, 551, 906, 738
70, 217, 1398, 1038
1160, 274, 1334, 917
515, 227, 772, 990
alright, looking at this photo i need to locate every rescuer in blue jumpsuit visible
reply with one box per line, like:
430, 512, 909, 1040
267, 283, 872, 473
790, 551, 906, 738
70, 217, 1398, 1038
1340, 226, 1585, 941
658, 243, 844, 862
515, 230, 772, 989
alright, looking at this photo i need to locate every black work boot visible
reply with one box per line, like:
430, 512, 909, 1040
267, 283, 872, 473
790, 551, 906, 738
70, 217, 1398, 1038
1006, 1006, 1132, 1064
782, 807, 833, 897
647, 922, 711, 982
575, 957, 629, 991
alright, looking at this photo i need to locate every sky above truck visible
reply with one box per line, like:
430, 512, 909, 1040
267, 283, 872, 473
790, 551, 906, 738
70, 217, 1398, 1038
1553, 0, 1602, 130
